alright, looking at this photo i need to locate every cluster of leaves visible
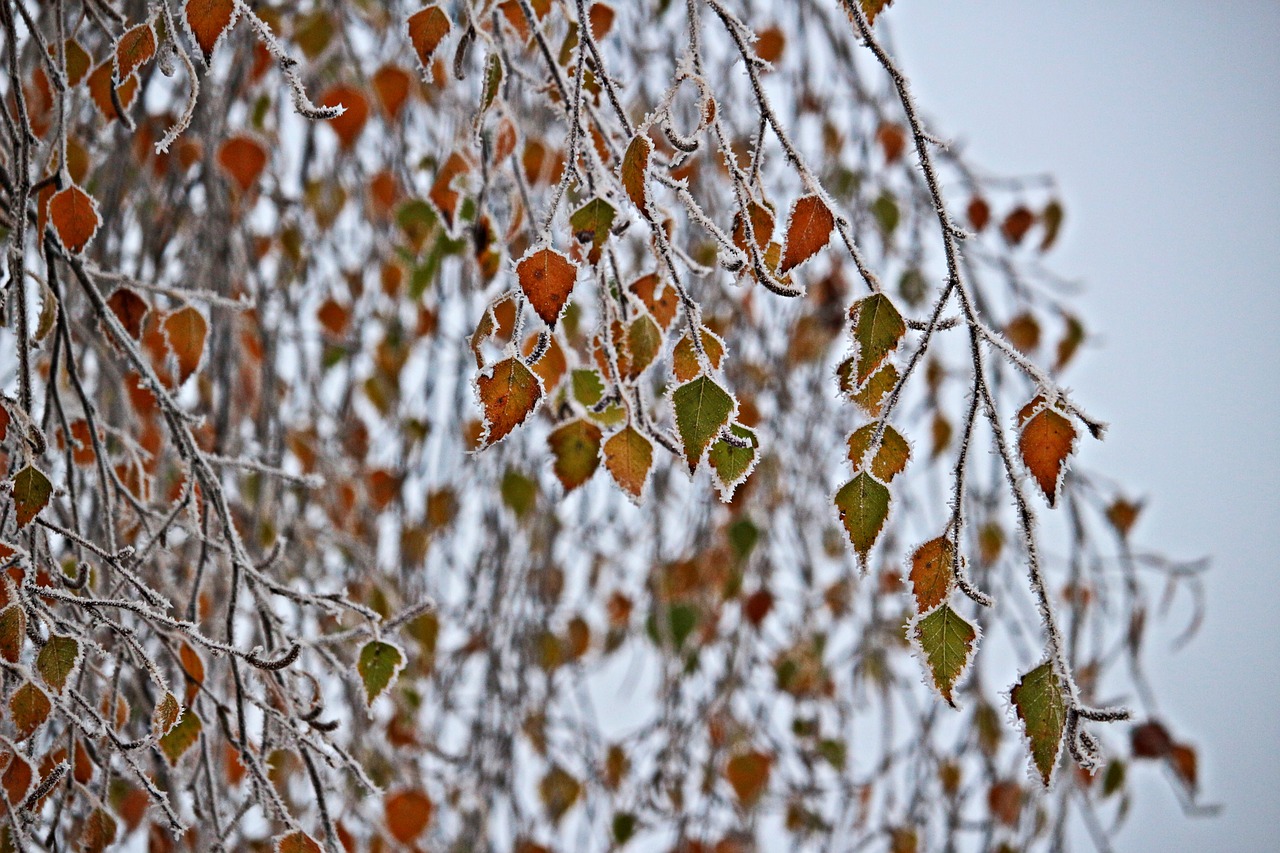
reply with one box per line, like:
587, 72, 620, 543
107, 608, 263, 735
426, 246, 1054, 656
0, 0, 1208, 851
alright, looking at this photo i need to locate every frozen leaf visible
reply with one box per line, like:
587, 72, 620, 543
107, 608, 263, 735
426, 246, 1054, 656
589, 3, 616, 39
477, 357, 542, 446
908, 537, 953, 614
517, 246, 577, 326
672, 376, 734, 472
114, 22, 156, 82
671, 328, 725, 382
621, 134, 652, 217
37, 634, 80, 693
164, 306, 208, 385
570, 197, 615, 262
624, 314, 661, 379
1018, 403, 1076, 507
732, 200, 775, 255
843, 362, 897, 417
88, 61, 138, 121
184, 0, 237, 63
12, 465, 51, 529
1010, 662, 1067, 786
406, 6, 451, 73
357, 640, 404, 706
548, 419, 602, 493
846, 423, 910, 482
9, 682, 50, 740
861, 0, 895, 25
274, 831, 322, 853
179, 642, 204, 705
217, 135, 268, 192
912, 604, 977, 707
539, 766, 582, 822
60, 39, 92, 86
603, 426, 652, 501
725, 751, 771, 808
49, 184, 101, 254
153, 692, 181, 739
0, 605, 25, 663
429, 152, 470, 229
321, 84, 370, 149
630, 274, 678, 330
849, 294, 906, 386
709, 424, 758, 501
159, 708, 202, 764
386, 789, 434, 842
834, 472, 890, 558
779, 195, 834, 274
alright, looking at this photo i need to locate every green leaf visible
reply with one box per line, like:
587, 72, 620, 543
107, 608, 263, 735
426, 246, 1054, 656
645, 602, 699, 650
672, 376, 734, 472
708, 424, 758, 501
547, 419, 602, 493
500, 469, 537, 518
871, 190, 900, 235
357, 640, 405, 706
12, 465, 52, 528
571, 368, 605, 408
911, 604, 977, 707
1010, 662, 1068, 786
849, 294, 906, 387
569, 197, 616, 251
35, 634, 79, 694
833, 472, 890, 558
158, 708, 202, 765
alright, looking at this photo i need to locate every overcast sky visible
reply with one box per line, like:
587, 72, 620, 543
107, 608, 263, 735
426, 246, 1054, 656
883, 2, 1280, 849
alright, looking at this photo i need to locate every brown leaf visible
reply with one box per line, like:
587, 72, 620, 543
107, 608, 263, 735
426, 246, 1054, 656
217, 135, 268, 192
184, 0, 237, 63
1018, 402, 1076, 507
114, 23, 156, 82
621, 134, 652, 217
406, 6, 452, 73
49, 184, 101, 254
385, 789, 434, 843
603, 426, 653, 501
725, 750, 771, 808
908, 537, 953, 614
163, 306, 208, 385
477, 357, 542, 446
107, 288, 148, 339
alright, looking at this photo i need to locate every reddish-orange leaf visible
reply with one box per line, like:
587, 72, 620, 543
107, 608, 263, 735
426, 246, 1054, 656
321, 85, 370, 149
588, 3, 615, 40
908, 537, 953, 614
967, 196, 990, 232
179, 642, 205, 705
274, 831, 323, 853
1001, 206, 1036, 246
372, 64, 413, 119
217, 135, 268, 192
1170, 743, 1198, 791
1, 751, 33, 805
732, 200, 775, 255
87, 61, 138, 121
725, 751, 771, 808
477, 357, 542, 446
107, 288, 148, 339
429, 151, 470, 229
406, 6, 451, 73
876, 122, 908, 163
385, 789, 434, 843
517, 247, 577, 326
603, 426, 653, 502
779, 195, 834, 274
756, 26, 785, 63
629, 274, 679, 330
163, 306, 208, 385
1018, 402, 1076, 507
68, 420, 98, 466
78, 810, 118, 853
9, 681, 50, 740
0, 605, 26, 663
114, 23, 156, 82
620, 134, 652, 217
49, 184, 101, 254
184, 0, 237, 63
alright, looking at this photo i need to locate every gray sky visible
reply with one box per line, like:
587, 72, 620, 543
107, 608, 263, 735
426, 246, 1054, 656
887, 2, 1280, 849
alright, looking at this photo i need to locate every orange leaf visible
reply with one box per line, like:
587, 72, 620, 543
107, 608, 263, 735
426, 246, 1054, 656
9, 681, 50, 740
876, 122, 907, 163
780, 195, 834, 274
321, 84, 370, 149
163, 306, 208, 385
517, 247, 577, 326
629, 273, 678, 330
406, 6, 451, 73
274, 831, 323, 853
184, 0, 237, 63
179, 642, 205, 706
385, 789, 434, 843
620, 134, 652, 217
477, 357, 542, 446
429, 151, 470, 229
1001, 206, 1035, 246
1018, 402, 1076, 507
908, 537, 953, 614
588, 3, 615, 40
217, 135, 268, 192
1, 751, 33, 805
756, 26, 785, 63
114, 23, 156, 82
49, 184, 101, 254
372, 64, 412, 119
603, 426, 652, 501
87, 60, 138, 121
